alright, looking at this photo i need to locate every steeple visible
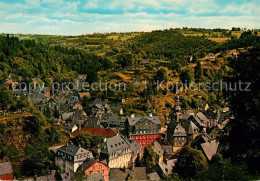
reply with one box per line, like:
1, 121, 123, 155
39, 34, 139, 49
173, 94, 182, 122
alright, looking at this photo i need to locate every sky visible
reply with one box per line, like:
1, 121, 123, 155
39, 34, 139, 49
0, 0, 259, 35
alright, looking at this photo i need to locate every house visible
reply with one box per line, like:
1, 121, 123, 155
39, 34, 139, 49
128, 139, 142, 163
82, 160, 109, 181
167, 95, 201, 152
162, 145, 173, 159
152, 141, 164, 163
100, 135, 132, 168
200, 139, 219, 160
143, 59, 150, 63
158, 159, 177, 177
62, 112, 74, 121
71, 109, 87, 126
206, 53, 215, 59
55, 142, 94, 173
65, 123, 78, 133
91, 99, 113, 117
0, 162, 13, 180
72, 128, 117, 137
109, 167, 147, 181
84, 116, 102, 128
199, 102, 209, 111
78, 92, 91, 100
76, 74, 87, 83
72, 103, 83, 111
179, 119, 200, 142
107, 116, 125, 128
197, 112, 210, 127
125, 113, 161, 147
147, 172, 161, 181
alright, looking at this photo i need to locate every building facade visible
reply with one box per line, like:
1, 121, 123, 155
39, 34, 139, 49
126, 113, 161, 147
83, 160, 109, 181
55, 143, 94, 173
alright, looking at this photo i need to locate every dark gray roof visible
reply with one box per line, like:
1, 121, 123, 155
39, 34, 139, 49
147, 172, 161, 181
173, 123, 187, 136
87, 172, 104, 181
0, 162, 13, 175
62, 112, 74, 121
107, 116, 122, 126
110, 167, 147, 181
197, 112, 210, 124
106, 135, 130, 155
127, 115, 160, 126
84, 117, 102, 128
152, 141, 164, 157
65, 122, 77, 130
57, 143, 92, 157
129, 139, 142, 156
162, 145, 173, 156
158, 159, 177, 176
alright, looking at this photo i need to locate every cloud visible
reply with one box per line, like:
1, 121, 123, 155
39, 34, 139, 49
0, 0, 259, 35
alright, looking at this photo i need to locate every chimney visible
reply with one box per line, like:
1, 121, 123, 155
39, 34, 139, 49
131, 113, 135, 118
148, 113, 153, 118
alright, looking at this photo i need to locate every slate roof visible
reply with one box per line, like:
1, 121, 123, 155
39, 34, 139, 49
60, 104, 71, 113
153, 141, 164, 157
87, 172, 104, 181
162, 145, 173, 156
201, 139, 219, 160
188, 121, 199, 135
57, 143, 93, 157
197, 112, 210, 124
147, 172, 161, 181
128, 139, 142, 156
106, 135, 130, 155
0, 162, 13, 175
173, 123, 187, 136
179, 119, 199, 135
84, 117, 102, 128
110, 167, 147, 181
72, 128, 117, 137
158, 159, 177, 176
127, 115, 160, 126
62, 112, 74, 121
107, 116, 122, 126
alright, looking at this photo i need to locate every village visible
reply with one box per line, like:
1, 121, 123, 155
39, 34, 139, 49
0, 75, 231, 181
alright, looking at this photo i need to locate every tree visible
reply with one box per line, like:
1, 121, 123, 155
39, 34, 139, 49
175, 146, 208, 180
180, 68, 194, 85
194, 60, 203, 82
17, 95, 30, 112
222, 45, 260, 173
142, 145, 157, 172
0, 87, 14, 114
154, 67, 169, 82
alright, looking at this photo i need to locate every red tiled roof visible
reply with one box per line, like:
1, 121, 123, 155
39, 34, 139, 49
72, 128, 117, 137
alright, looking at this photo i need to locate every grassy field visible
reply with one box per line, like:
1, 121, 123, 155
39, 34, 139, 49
206, 37, 231, 43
